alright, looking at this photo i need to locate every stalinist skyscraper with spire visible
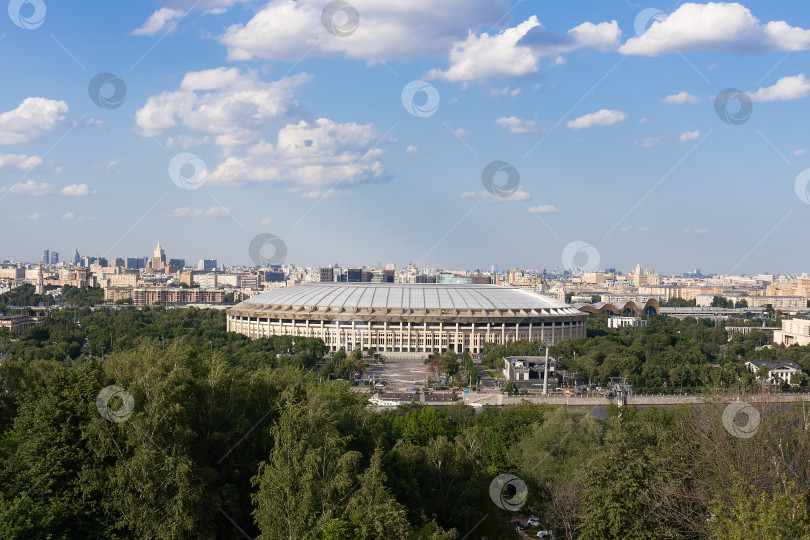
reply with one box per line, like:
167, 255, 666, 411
151, 241, 167, 272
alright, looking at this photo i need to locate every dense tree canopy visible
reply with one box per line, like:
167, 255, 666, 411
1, 307, 810, 538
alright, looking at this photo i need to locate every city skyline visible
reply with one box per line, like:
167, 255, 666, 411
1, 1, 809, 273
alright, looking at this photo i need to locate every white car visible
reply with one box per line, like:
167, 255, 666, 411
537, 529, 552, 538
527, 517, 540, 527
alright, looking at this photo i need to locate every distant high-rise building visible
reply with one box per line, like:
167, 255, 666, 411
168, 258, 186, 269
126, 257, 144, 270
51, 251, 59, 264
72, 249, 80, 266
35, 264, 44, 295
197, 259, 217, 272
152, 241, 167, 272
41, 250, 49, 265
346, 268, 362, 282
319, 267, 334, 282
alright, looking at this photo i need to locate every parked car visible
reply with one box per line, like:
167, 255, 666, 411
527, 517, 540, 527
537, 529, 552, 538
512, 521, 524, 531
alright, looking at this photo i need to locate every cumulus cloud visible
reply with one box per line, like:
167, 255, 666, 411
663, 91, 700, 104
427, 16, 620, 81
0, 98, 68, 145
0, 182, 91, 196
567, 109, 627, 130
490, 85, 522, 98
207, 118, 391, 193
0, 153, 43, 172
131, 8, 183, 36
169, 206, 231, 218
496, 116, 538, 134
60, 184, 91, 196
221, 0, 509, 62
680, 130, 701, 142
640, 136, 662, 148
620, 2, 810, 56
406, 145, 418, 153
135, 67, 311, 147
0, 180, 51, 196
528, 204, 558, 213
749, 74, 810, 102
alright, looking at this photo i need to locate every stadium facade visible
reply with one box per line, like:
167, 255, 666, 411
227, 283, 587, 354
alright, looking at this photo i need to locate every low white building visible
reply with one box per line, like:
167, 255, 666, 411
773, 319, 810, 347
608, 316, 647, 328
745, 359, 804, 385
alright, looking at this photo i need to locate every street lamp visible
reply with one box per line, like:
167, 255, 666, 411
101, 346, 105, 361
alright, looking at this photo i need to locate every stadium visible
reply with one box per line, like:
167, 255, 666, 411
227, 283, 588, 354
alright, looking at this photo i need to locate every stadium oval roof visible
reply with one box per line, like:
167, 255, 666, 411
231, 283, 583, 321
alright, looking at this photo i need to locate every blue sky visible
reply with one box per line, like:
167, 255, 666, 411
1, 0, 809, 274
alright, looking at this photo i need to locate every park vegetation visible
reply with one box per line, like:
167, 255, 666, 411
1, 306, 810, 538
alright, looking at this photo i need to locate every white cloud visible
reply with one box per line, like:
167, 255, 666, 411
496, 116, 538, 134
682, 227, 708, 234
453, 128, 470, 138
795, 149, 807, 156
131, 8, 182, 36
0, 98, 68, 145
663, 91, 700, 104
528, 204, 558, 213
260, 217, 272, 225
427, 16, 621, 82
567, 109, 627, 130
26, 212, 46, 220
135, 68, 311, 147
552, 56, 566, 66
680, 130, 701, 142
750, 74, 810, 102
0, 152, 43, 172
406, 145, 418, 153
0, 180, 51, 196
60, 184, 91, 196
640, 136, 662, 148
619, 225, 633, 232
483, 188, 531, 201
620, 2, 810, 56
460, 191, 477, 198
62, 212, 95, 221
221, 0, 510, 62
639, 117, 648, 124
490, 85, 522, 98
169, 206, 231, 218
207, 118, 390, 193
